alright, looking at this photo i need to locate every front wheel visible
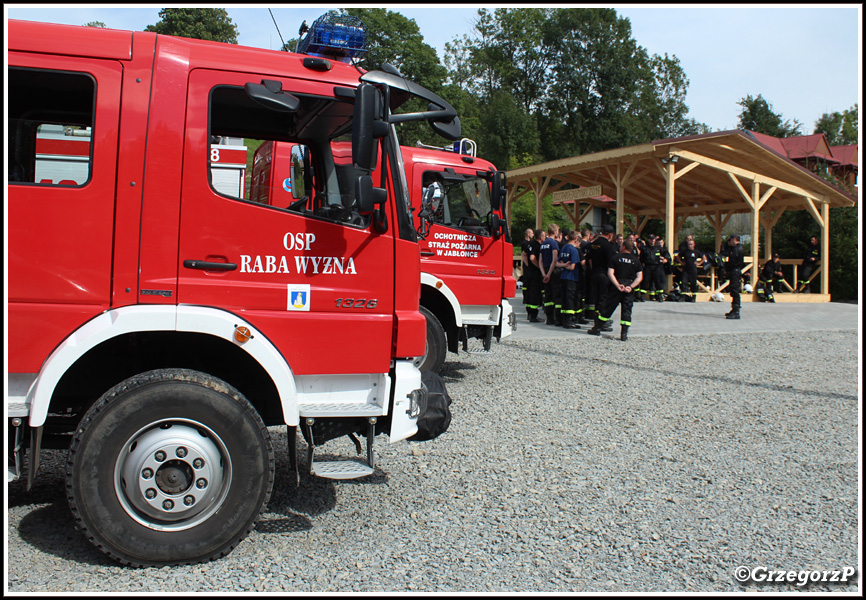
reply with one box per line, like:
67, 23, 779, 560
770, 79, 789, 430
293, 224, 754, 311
66, 369, 274, 567
415, 306, 447, 374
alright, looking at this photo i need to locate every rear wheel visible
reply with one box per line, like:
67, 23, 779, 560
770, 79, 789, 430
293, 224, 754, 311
415, 306, 447, 374
66, 369, 274, 567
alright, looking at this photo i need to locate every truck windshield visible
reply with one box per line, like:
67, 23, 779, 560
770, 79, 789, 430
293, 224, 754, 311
422, 172, 493, 236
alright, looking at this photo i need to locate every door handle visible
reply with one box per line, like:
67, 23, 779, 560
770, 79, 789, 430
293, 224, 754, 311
420, 250, 435, 257
183, 260, 237, 271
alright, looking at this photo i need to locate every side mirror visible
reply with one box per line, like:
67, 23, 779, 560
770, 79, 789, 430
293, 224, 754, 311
352, 83, 388, 171
244, 80, 300, 112
491, 171, 506, 212
356, 174, 387, 215
490, 213, 502, 239
416, 182, 442, 240
421, 182, 442, 214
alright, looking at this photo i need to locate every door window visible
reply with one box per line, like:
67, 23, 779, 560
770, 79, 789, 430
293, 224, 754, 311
208, 85, 369, 228
8, 68, 95, 186
421, 170, 493, 236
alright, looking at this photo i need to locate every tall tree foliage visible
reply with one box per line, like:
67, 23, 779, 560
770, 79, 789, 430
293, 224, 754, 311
145, 8, 238, 44
342, 8, 450, 148
444, 8, 703, 168
814, 104, 858, 146
736, 94, 802, 136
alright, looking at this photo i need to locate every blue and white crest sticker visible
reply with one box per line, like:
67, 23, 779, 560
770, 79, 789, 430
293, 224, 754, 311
287, 284, 311, 311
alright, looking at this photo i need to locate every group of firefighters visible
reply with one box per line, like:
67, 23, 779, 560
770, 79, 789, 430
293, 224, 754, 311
519, 225, 821, 341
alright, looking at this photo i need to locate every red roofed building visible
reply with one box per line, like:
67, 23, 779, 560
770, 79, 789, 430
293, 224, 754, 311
747, 131, 858, 196
827, 144, 859, 192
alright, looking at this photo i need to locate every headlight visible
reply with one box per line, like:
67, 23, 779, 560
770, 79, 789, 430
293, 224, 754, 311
406, 387, 426, 419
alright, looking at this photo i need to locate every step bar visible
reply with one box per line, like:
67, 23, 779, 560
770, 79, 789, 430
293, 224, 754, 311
302, 415, 378, 480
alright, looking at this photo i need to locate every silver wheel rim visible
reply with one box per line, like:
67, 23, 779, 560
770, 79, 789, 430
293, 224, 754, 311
114, 419, 232, 532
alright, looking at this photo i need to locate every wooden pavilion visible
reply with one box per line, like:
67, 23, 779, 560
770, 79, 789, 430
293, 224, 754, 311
505, 130, 858, 302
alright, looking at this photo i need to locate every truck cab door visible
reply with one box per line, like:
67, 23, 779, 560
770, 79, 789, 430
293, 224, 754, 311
7, 56, 122, 374
176, 69, 396, 376
414, 162, 501, 306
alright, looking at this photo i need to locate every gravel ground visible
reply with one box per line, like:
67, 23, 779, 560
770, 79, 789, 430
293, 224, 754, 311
5, 329, 861, 594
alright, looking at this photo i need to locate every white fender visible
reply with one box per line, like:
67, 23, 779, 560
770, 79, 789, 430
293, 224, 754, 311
25, 305, 299, 427
420, 272, 463, 326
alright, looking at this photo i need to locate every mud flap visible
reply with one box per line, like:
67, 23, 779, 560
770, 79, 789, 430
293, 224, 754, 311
409, 371, 452, 441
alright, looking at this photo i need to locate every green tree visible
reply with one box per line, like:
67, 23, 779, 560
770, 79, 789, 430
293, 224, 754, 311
339, 8, 449, 148
508, 193, 570, 242
145, 8, 238, 44
814, 104, 858, 146
445, 8, 704, 167
84, 21, 106, 28
343, 8, 445, 92
736, 94, 802, 137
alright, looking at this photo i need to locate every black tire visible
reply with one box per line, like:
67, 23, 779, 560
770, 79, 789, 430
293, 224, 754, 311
66, 369, 274, 567
415, 306, 447, 374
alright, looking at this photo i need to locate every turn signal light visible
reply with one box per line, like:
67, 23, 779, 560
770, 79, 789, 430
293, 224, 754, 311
234, 326, 253, 343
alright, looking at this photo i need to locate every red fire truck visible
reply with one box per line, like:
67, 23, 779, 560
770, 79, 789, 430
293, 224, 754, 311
401, 143, 516, 373
250, 139, 517, 373
7, 17, 461, 566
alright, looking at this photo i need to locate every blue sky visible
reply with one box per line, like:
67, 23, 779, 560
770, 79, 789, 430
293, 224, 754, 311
5, 4, 862, 135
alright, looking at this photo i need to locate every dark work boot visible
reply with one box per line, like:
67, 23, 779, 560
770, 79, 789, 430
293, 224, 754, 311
725, 310, 740, 320
590, 318, 613, 334
562, 315, 579, 329
620, 325, 629, 341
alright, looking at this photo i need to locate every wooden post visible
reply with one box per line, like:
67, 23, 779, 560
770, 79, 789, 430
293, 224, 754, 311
529, 176, 552, 230
751, 181, 760, 287
821, 199, 829, 294
664, 160, 675, 291
615, 164, 625, 237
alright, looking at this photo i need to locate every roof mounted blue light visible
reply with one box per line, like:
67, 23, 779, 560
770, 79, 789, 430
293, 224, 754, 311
297, 13, 368, 63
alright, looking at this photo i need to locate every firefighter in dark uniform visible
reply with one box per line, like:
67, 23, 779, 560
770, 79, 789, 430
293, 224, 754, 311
577, 229, 594, 323
588, 238, 643, 341
798, 235, 820, 293
678, 239, 702, 302
720, 234, 745, 319
767, 253, 785, 294
523, 229, 544, 322
556, 230, 583, 328
539, 224, 561, 325
641, 234, 663, 301
586, 224, 616, 320
632, 235, 647, 302
757, 253, 782, 302
519, 228, 533, 309
657, 238, 672, 300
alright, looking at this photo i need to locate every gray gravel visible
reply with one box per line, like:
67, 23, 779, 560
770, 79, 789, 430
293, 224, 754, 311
5, 329, 861, 593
